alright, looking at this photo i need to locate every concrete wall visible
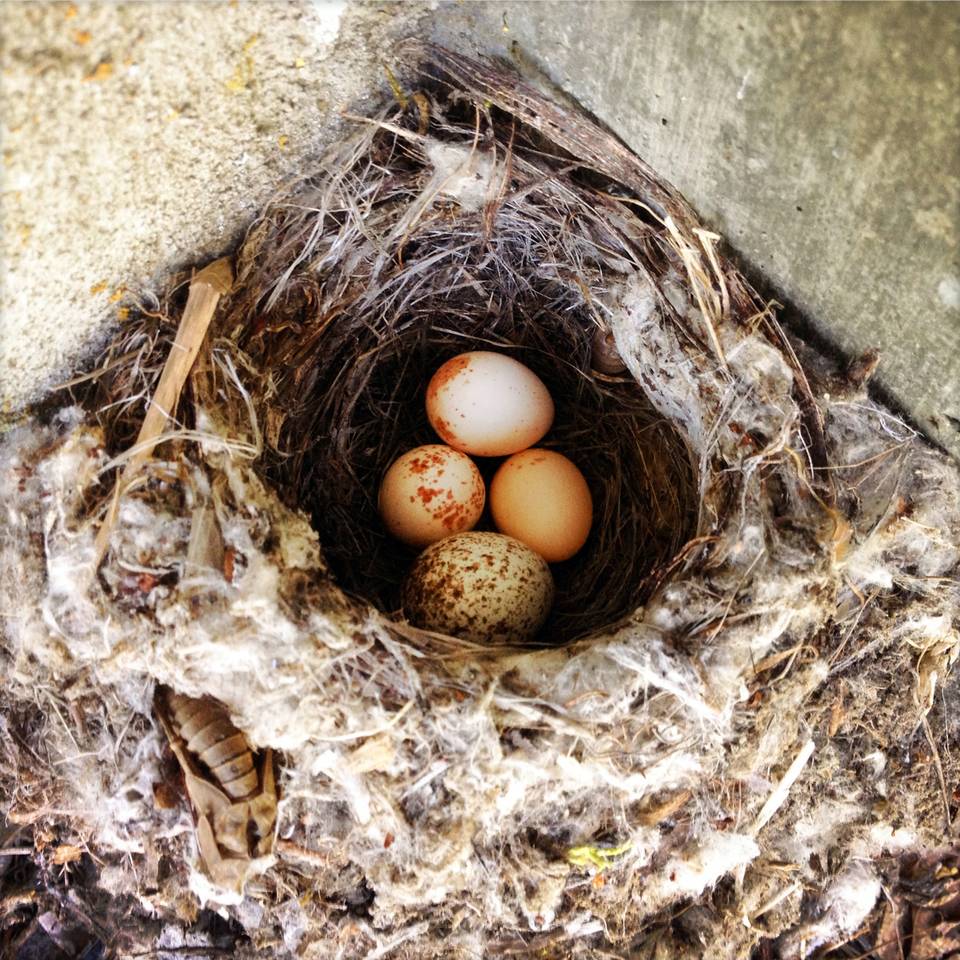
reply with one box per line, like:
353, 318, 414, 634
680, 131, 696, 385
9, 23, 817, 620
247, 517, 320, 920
436, 1, 960, 455
3, 1, 958, 456
0, 0, 427, 412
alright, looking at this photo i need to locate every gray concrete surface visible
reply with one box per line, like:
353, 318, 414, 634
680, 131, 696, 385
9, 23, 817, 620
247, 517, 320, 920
2, 2, 959, 457
436, 1, 960, 456
0, 0, 431, 411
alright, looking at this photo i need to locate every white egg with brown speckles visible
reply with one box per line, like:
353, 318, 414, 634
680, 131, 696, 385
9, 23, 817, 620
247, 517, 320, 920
426, 351, 554, 457
403, 532, 554, 642
379, 444, 485, 548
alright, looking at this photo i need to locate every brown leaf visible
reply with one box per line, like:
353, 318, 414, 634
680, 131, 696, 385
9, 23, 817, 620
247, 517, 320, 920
154, 687, 277, 891
829, 695, 846, 737
637, 790, 692, 826
874, 897, 906, 960
910, 911, 960, 959
152, 781, 180, 810
223, 547, 236, 583
51, 844, 83, 865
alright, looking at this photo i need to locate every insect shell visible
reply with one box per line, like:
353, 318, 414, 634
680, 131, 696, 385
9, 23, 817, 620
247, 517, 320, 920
165, 692, 258, 798
155, 686, 277, 891
591, 326, 628, 375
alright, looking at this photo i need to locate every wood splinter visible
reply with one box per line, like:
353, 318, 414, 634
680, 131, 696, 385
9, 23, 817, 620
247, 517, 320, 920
91, 257, 234, 573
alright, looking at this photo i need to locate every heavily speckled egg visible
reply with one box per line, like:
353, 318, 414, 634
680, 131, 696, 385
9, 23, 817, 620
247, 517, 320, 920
425, 351, 554, 457
403, 532, 554, 641
490, 449, 593, 562
379, 445, 485, 548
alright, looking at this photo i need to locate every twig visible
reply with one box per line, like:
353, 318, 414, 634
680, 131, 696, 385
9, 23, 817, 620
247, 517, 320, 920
90, 258, 233, 572
308, 699, 414, 743
753, 739, 816, 835
366, 921, 430, 960
828, 590, 879, 671
922, 715, 952, 833
748, 880, 802, 922
664, 215, 728, 371
341, 111, 426, 145
123, 948, 234, 958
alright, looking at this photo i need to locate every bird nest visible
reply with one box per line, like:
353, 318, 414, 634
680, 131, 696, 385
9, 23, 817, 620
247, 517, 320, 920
1, 42, 959, 960
227, 139, 699, 644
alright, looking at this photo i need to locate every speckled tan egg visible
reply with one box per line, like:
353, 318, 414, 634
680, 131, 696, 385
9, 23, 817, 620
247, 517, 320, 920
379, 445, 485, 548
490, 449, 593, 562
426, 351, 554, 457
402, 532, 554, 642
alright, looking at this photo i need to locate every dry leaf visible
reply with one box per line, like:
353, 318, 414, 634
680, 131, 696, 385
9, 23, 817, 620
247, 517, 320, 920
828, 695, 845, 737
52, 844, 83, 865
155, 687, 277, 891
637, 790, 692, 827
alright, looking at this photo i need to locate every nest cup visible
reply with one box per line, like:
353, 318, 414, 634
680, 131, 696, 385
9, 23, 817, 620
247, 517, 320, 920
251, 312, 696, 645
209, 88, 700, 647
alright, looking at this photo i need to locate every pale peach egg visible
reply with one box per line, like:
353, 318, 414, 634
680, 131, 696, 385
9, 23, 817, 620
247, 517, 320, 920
425, 351, 554, 457
378, 445, 485, 548
489, 449, 593, 562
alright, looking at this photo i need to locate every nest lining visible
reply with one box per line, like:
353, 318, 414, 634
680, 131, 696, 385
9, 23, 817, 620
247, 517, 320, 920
1, 41, 959, 960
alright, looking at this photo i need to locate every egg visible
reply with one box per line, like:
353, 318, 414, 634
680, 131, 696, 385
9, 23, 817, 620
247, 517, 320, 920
490, 449, 593, 562
426, 351, 554, 457
403, 532, 554, 641
379, 445, 485, 548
